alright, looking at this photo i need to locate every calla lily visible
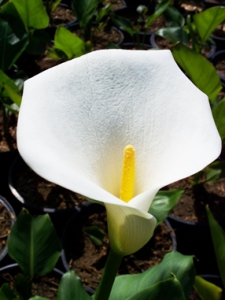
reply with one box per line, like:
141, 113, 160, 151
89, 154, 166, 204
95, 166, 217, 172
17, 49, 221, 256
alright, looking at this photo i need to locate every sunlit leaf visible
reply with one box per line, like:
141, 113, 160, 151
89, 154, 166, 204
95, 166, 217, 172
193, 275, 222, 300
171, 43, 222, 103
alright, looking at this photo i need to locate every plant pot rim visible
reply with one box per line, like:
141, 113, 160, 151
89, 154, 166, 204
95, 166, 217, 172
0, 196, 16, 261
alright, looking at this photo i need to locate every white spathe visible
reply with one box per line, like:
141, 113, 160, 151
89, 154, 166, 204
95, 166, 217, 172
17, 49, 221, 255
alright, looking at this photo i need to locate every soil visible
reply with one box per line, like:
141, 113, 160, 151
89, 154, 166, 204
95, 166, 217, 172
63, 204, 174, 290
215, 56, 225, 78
0, 269, 61, 300
0, 202, 12, 253
49, 5, 76, 26
167, 177, 225, 223
11, 156, 87, 210
70, 26, 124, 50
0, 110, 17, 152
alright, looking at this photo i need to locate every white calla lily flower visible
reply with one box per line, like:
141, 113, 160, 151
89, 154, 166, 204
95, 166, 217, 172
17, 50, 221, 256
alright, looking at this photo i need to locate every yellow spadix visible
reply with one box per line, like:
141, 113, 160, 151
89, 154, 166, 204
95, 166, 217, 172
120, 145, 135, 202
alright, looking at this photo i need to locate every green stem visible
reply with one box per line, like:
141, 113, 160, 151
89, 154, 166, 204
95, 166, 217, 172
94, 248, 123, 300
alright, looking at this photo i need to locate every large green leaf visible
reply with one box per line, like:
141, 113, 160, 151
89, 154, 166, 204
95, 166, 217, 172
7, 210, 62, 278
0, 2, 29, 71
72, 0, 99, 28
149, 189, 184, 225
145, 0, 171, 27
171, 43, 222, 103
193, 7, 225, 43
213, 99, 225, 141
11, 0, 49, 29
125, 277, 186, 300
57, 270, 91, 300
0, 284, 18, 300
109, 251, 195, 300
206, 206, 225, 289
193, 276, 222, 300
164, 5, 185, 27
155, 27, 188, 45
54, 27, 86, 60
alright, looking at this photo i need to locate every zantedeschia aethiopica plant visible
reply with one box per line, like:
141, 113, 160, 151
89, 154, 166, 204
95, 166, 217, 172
17, 49, 221, 299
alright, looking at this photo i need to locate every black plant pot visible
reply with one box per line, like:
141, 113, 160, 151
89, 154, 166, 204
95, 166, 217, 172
212, 50, 225, 88
113, 6, 154, 45
61, 202, 176, 290
0, 196, 16, 264
150, 33, 217, 61
120, 42, 152, 50
211, 30, 225, 51
168, 214, 225, 275
203, 0, 225, 8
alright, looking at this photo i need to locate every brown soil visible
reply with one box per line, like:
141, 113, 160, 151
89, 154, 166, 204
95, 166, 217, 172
64, 205, 174, 290
168, 177, 225, 223
72, 26, 123, 50
0, 110, 17, 152
215, 57, 225, 78
0, 269, 61, 300
49, 5, 76, 26
12, 157, 87, 210
0, 203, 12, 253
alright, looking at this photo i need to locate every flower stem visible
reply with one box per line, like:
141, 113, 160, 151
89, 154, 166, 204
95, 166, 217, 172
94, 248, 123, 300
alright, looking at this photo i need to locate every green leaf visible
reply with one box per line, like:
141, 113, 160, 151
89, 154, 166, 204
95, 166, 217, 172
96, 4, 113, 23
193, 275, 222, 300
0, 284, 18, 300
213, 99, 225, 142
204, 161, 225, 183
149, 189, 184, 225
3, 84, 21, 107
193, 7, 225, 43
54, 26, 86, 60
155, 27, 188, 45
206, 206, 225, 289
11, 0, 49, 29
85, 226, 106, 246
109, 251, 195, 300
125, 276, 186, 300
72, 0, 99, 28
171, 43, 222, 103
0, 69, 20, 94
110, 14, 133, 37
0, 2, 29, 71
145, 0, 171, 27
7, 210, 62, 278
57, 270, 91, 300
26, 29, 51, 55
164, 5, 185, 27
